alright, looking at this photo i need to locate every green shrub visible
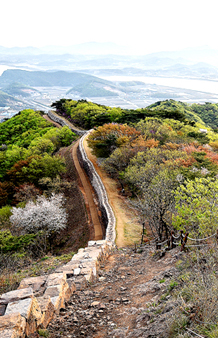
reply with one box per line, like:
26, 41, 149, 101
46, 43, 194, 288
0, 206, 12, 229
0, 230, 38, 253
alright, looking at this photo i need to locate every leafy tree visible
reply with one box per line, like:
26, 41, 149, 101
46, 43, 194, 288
132, 169, 178, 240
136, 118, 176, 144
87, 123, 141, 157
7, 154, 66, 185
0, 145, 29, 180
191, 102, 218, 129
173, 177, 218, 236
0, 109, 53, 146
43, 125, 77, 149
0, 206, 12, 231
0, 182, 15, 207
102, 146, 138, 179
29, 138, 55, 155
0, 183, 9, 207
123, 148, 188, 191
38, 176, 73, 196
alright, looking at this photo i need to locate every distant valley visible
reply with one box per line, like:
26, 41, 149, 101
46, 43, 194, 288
1, 44, 218, 120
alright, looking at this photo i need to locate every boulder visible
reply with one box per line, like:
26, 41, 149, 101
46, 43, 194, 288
37, 296, 55, 328
46, 273, 66, 287
5, 297, 42, 336
0, 313, 26, 338
44, 281, 71, 312
18, 276, 46, 293
0, 288, 33, 305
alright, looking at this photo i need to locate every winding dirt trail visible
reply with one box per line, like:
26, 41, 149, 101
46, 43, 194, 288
72, 140, 103, 241
43, 114, 103, 241
83, 136, 141, 248
43, 113, 141, 246
43, 114, 61, 128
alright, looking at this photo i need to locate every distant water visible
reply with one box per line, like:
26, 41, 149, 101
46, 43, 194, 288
101, 75, 218, 96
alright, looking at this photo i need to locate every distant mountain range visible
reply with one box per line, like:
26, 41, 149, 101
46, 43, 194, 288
0, 42, 130, 56
1, 45, 218, 89
0, 69, 108, 87
0, 69, 123, 101
148, 46, 218, 65
0, 43, 218, 61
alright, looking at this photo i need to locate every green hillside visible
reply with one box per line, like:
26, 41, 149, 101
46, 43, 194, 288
52, 98, 203, 129
0, 90, 18, 106
0, 69, 115, 87
2, 82, 39, 97
67, 80, 118, 97
191, 102, 218, 129
0, 109, 91, 294
147, 99, 218, 129
147, 99, 206, 126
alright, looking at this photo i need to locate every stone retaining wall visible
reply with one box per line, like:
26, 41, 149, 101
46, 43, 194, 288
78, 132, 116, 243
0, 114, 117, 337
47, 111, 86, 136
0, 240, 114, 337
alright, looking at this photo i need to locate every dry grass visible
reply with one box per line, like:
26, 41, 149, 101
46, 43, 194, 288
169, 246, 218, 337
0, 252, 75, 295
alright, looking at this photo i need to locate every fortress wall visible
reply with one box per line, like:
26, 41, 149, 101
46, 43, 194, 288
47, 111, 86, 136
0, 116, 116, 337
78, 132, 116, 243
0, 241, 115, 337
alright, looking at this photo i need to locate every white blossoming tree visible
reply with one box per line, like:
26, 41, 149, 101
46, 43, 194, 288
10, 194, 67, 245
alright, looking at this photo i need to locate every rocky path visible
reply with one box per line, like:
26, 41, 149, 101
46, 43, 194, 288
46, 246, 179, 338
40, 114, 180, 337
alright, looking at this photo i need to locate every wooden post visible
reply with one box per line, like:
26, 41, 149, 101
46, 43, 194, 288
180, 230, 184, 245
167, 238, 170, 251
141, 222, 145, 245
171, 231, 175, 249
181, 232, 188, 251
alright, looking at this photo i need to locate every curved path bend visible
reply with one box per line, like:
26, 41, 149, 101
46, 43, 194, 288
43, 114, 103, 241
44, 113, 141, 247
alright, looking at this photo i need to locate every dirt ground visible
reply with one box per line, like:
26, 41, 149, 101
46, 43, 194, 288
71, 139, 103, 241
44, 113, 141, 247
83, 136, 141, 247
43, 114, 61, 128
46, 246, 179, 338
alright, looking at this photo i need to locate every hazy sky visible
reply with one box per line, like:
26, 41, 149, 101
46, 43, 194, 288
1, 0, 218, 53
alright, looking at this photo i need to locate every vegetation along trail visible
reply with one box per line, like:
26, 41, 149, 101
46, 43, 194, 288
83, 136, 141, 248
44, 113, 103, 241
45, 112, 141, 246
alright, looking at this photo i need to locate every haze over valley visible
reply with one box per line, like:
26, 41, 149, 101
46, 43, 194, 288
1, 44, 218, 120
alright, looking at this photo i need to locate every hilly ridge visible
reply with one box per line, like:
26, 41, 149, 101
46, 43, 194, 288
0, 69, 105, 87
